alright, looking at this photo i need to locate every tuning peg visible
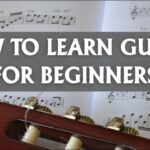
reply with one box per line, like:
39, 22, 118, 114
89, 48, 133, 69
65, 106, 80, 120
23, 96, 38, 109
105, 117, 139, 136
65, 106, 94, 124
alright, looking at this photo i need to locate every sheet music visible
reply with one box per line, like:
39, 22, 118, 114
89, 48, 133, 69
0, 0, 150, 141
1, 12, 76, 28
102, 1, 150, 32
0, 91, 93, 115
91, 92, 150, 139
100, 1, 150, 138
0, 1, 104, 32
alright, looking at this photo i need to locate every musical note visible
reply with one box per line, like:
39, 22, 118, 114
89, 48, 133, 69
146, 91, 150, 100
131, 5, 138, 20
133, 120, 138, 128
62, 16, 76, 25
125, 120, 130, 126
129, 113, 135, 127
122, 114, 126, 119
143, 120, 147, 126
108, 91, 114, 103
25, 14, 36, 23
70, 16, 76, 25
132, 93, 136, 99
36, 14, 48, 24
0, 20, 5, 29
52, 96, 64, 107
50, 15, 62, 24
138, 115, 143, 127
9, 12, 23, 25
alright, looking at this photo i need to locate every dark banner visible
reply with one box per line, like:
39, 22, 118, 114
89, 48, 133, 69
0, 32, 150, 91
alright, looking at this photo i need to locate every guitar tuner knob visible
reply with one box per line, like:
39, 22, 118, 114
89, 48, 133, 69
23, 96, 53, 114
105, 117, 124, 131
23, 96, 38, 109
105, 117, 139, 136
65, 106, 95, 124
65, 106, 80, 120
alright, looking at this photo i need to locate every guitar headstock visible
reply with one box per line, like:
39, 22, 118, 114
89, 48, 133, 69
0, 101, 150, 150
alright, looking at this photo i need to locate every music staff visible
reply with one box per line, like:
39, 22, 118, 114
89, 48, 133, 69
131, 5, 150, 20
0, 11, 76, 29
0, 94, 64, 108
107, 91, 150, 103
120, 113, 150, 131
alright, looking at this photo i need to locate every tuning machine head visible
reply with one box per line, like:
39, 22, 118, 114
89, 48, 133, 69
23, 96, 38, 109
65, 106, 81, 120
23, 96, 52, 114
105, 117, 139, 136
105, 117, 124, 131
65, 106, 94, 124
